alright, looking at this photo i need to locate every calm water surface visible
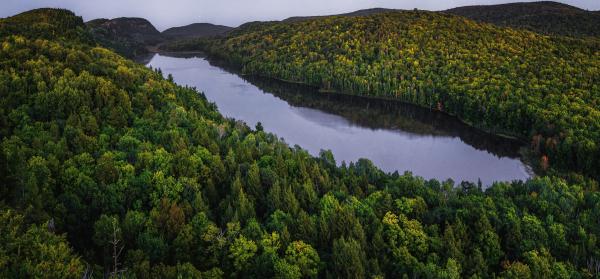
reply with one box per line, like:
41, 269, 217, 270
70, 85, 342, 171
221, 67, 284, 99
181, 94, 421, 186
146, 53, 532, 185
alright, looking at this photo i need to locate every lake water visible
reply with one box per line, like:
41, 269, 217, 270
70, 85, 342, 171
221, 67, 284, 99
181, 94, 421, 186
146, 53, 532, 185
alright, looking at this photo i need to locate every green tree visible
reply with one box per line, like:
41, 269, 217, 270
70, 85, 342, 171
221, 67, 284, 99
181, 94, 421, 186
229, 235, 258, 273
0, 210, 84, 278
331, 237, 365, 279
279, 241, 320, 278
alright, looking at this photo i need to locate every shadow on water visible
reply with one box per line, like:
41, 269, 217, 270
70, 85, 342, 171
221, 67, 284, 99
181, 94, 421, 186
133, 52, 157, 64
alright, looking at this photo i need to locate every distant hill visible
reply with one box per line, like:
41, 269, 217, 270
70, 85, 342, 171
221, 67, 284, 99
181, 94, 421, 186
283, 8, 398, 22
0, 8, 92, 43
86, 17, 164, 57
445, 1, 600, 37
85, 18, 109, 28
218, 8, 403, 38
282, 2, 599, 38
86, 17, 164, 44
162, 23, 232, 40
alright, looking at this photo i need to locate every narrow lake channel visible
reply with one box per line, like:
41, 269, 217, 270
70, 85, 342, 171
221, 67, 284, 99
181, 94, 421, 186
146, 53, 532, 185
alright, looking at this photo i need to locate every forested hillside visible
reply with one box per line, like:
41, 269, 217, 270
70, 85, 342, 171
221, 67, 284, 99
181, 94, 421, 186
197, 10, 600, 179
446, 1, 600, 38
162, 23, 233, 40
2, 8, 600, 279
283, 8, 398, 23
86, 17, 164, 58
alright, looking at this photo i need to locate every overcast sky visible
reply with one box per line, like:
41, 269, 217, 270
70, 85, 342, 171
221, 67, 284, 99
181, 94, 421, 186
2, 0, 598, 30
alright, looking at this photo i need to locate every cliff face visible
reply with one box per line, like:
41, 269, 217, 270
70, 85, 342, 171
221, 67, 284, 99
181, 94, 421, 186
99, 18, 164, 44
87, 17, 164, 45
86, 17, 165, 58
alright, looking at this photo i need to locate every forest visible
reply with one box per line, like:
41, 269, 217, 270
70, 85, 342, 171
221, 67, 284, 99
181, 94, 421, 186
184, 10, 600, 180
1, 7, 600, 279
446, 1, 600, 38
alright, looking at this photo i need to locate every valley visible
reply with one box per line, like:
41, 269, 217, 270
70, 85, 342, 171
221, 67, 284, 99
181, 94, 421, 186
147, 53, 532, 185
0, 2, 599, 278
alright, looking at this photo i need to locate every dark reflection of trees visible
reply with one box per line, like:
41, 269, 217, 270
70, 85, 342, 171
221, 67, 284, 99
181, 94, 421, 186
158, 52, 524, 159
247, 76, 524, 159
134, 52, 157, 64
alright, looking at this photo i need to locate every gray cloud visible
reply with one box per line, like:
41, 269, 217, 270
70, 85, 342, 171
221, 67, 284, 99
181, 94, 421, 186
2, 0, 598, 30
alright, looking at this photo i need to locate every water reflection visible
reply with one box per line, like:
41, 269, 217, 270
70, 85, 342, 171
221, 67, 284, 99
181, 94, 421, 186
146, 52, 532, 185
246, 75, 524, 159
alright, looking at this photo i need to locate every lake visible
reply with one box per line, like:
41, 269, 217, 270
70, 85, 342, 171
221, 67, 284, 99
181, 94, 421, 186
146, 53, 532, 185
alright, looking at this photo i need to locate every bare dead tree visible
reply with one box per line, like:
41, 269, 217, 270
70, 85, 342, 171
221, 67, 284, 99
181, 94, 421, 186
588, 257, 600, 276
109, 217, 126, 278
81, 264, 93, 279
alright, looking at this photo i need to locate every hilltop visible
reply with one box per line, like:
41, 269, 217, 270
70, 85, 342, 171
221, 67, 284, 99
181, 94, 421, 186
281, 2, 600, 38
446, 1, 600, 37
162, 22, 233, 40
86, 19, 233, 57
87, 17, 164, 44
283, 8, 399, 23
0, 8, 91, 42
86, 17, 164, 57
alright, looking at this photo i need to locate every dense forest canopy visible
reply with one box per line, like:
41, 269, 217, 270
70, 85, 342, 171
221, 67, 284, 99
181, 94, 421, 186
1, 7, 600, 279
193, 1, 600, 38
183, 10, 600, 180
446, 1, 600, 38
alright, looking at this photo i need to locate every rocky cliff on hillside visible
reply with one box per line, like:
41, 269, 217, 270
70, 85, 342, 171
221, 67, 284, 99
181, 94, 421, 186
86, 17, 164, 58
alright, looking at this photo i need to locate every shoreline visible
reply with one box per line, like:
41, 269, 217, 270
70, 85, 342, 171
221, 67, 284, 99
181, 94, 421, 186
240, 71, 527, 143
151, 50, 539, 178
